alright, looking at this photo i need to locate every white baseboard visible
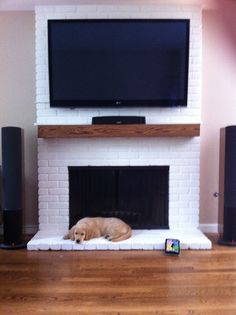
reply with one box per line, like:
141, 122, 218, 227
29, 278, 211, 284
199, 224, 218, 233
0, 225, 38, 235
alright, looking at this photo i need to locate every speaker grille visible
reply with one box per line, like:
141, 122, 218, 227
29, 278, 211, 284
1, 127, 22, 211
224, 126, 236, 208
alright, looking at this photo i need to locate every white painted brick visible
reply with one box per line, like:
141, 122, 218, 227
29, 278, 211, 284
36, 79, 47, 88
59, 210, 68, 216
38, 243, 50, 251
28, 228, 209, 251
58, 223, 69, 231
55, 6, 77, 13
190, 187, 200, 194
169, 194, 179, 202
38, 174, 48, 181
59, 195, 69, 202
84, 243, 97, 250
49, 216, 68, 224
39, 181, 58, 189
35, 4, 202, 233
59, 181, 69, 188
141, 244, 154, 250
96, 243, 109, 250
180, 194, 199, 201
36, 6, 55, 14
37, 95, 49, 103
39, 210, 59, 216
38, 167, 58, 174
39, 202, 48, 209
190, 201, 199, 209
61, 242, 73, 250
39, 216, 48, 224
49, 174, 68, 181
169, 200, 189, 209
38, 153, 58, 159
39, 195, 58, 202
107, 242, 120, 250
48, 202, 68, 209
73, 243, 85, 250
39, 223, 58, 231
58, 167, 68, 174
38, 160, 48, 167
38, 188, 48, 195
170, 186, 190, 195
37, 103, 47, 110
49, 188, 69, 195
118, 152, 139, 159
49, 160, 68, 167
36, 87, 46, 95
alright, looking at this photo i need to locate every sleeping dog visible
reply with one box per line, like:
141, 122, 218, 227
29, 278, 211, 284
63, 217, 132, 243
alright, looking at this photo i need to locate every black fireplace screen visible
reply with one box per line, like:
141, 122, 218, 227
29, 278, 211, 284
69, 166, 169, 229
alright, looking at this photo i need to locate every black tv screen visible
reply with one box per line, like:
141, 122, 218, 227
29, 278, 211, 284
48, 19, 190, 108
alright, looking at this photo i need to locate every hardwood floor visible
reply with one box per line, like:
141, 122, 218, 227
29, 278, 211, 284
0, 234, 236, 315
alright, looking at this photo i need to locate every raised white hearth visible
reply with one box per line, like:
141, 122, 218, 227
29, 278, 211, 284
28, 4, 212, 251
27, 228, 211, 251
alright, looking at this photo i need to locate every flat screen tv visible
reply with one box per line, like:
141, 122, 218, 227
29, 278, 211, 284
48, 19, 190, 108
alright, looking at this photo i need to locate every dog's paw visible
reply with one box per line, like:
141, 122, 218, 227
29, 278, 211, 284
104, 235, 113, 241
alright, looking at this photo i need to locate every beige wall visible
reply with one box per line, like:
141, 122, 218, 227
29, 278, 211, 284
0, 12, 38, 229
0, 3, 236, 231
200, 3, 236, 226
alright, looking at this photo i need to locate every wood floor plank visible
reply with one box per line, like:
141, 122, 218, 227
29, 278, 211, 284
0, 234, 236, 314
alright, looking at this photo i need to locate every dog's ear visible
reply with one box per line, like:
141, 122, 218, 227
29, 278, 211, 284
77, 224, 88, 240
63, 232, 69, 240
69, 226, 76, 241
83, 224, 92, 240
63, 226, 76, 241
80, 230, 86, 241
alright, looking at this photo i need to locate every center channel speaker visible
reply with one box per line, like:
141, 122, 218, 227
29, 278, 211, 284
218, 125, 236, 246
92, 116, 146, 125
0, 126, 26, 249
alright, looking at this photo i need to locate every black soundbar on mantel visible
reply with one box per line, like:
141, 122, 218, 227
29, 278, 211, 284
92, 116, 146, 125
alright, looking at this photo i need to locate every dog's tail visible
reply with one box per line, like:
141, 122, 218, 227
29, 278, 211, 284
112, 226, 132, 242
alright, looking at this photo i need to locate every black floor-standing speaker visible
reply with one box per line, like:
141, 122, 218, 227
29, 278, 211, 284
0, 126, 26, 249
218, 125, 236, 246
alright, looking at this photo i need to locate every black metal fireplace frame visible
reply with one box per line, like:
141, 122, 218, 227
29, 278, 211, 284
68, 165, 169, 229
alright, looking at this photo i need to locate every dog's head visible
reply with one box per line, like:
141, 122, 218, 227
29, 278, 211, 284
65, 222, 91, 243
67, 224, 87, 244
74, 226, 86, 244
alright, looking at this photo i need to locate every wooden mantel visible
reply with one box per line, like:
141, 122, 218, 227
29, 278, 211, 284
38, 124, 200, 138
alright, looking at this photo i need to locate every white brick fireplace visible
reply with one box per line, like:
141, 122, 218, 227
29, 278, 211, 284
27, 4, 212, 250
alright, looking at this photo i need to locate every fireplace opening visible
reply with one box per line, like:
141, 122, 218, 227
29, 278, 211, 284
69, 166, 169, 229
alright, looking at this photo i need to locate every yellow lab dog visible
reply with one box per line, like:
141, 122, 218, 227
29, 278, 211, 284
63, 217, 132, 243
